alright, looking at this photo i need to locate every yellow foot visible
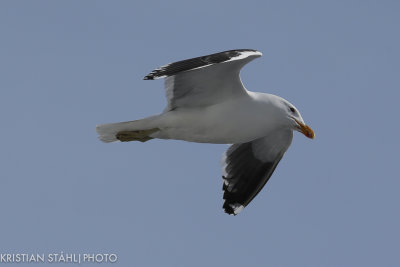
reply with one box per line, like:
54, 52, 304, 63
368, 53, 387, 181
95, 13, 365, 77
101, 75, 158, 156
116, 128, 159, 142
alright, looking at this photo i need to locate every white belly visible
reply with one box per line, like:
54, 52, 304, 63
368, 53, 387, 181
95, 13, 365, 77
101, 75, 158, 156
151, 95, 280, 144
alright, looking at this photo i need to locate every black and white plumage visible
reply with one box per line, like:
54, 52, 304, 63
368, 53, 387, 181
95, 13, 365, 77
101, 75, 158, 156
96, 49, 315, 215
150, 49, 262, 111
222, 130, 293, 215
143, 49, 259, 80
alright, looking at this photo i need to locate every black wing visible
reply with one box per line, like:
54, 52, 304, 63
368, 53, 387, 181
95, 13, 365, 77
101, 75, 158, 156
222, 130, 293, 215
143, 49, 260, 80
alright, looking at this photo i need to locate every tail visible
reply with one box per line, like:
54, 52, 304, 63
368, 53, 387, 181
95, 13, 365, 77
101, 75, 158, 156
96, 116, 159, 143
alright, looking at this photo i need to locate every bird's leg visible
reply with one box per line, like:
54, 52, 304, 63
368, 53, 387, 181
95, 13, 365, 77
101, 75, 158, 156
116, 128, 160, 142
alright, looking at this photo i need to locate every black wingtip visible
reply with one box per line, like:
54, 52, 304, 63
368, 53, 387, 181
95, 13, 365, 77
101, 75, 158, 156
223, 203, 237, 216
222, 200, 245, 216
143, 75, 154, 80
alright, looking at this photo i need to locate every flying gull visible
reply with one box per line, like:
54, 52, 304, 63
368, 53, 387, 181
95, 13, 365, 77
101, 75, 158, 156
96, 49, 315, 215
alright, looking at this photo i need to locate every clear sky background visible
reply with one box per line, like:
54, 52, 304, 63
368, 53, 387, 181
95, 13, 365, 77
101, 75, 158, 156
1, 1, 399, 266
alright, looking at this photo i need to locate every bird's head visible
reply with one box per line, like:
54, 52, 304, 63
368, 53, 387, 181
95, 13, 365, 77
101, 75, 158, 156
280, 99, 315, 139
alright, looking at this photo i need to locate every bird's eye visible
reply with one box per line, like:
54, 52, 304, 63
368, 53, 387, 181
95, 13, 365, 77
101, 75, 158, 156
289, 107, 296, 113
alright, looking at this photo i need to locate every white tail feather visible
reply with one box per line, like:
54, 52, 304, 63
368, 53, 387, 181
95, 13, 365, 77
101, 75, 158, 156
96, 116, 159, 143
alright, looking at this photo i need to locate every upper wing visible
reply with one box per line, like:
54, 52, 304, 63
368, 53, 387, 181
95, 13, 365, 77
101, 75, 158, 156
221, 129, 293, 215
144, 49, 262, 110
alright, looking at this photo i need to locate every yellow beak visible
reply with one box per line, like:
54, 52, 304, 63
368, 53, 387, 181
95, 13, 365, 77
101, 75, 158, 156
294, 118, 315, 139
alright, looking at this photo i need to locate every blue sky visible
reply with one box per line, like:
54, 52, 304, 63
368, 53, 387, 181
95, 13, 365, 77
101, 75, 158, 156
1, 1, 399, 266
